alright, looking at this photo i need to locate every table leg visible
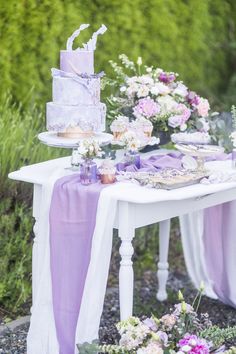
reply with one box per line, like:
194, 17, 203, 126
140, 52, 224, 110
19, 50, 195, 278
118, 202, 135, 320
157, 219, 171, 301
32, 184, 42, 307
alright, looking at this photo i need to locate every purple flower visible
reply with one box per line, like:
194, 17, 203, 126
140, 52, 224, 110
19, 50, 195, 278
159, 72, 176, 83
133, 97, 160, 118
187, 91, 200, 106
157, 331, 168, 346
178, 334, 210, 354
142, 317, 158, 331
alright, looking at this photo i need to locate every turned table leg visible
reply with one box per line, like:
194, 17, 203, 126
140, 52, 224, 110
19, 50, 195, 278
157, 219, 171, 301
31, 184, 42, 307
118, 202, 135, 320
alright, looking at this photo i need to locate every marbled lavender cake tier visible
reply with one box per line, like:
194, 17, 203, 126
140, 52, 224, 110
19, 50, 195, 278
52, 76, 100, 105
46, 102, 106, 133
60, 50, 94, 75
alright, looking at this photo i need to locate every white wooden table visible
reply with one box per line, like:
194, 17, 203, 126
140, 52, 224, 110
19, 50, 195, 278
8, 153, 236, 321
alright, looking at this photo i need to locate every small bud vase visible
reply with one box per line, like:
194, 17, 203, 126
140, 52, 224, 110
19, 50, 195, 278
80, 158, 98, 185
124, 150, 141, 169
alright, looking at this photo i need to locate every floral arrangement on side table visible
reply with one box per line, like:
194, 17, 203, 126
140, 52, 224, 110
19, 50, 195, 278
103, 54, 211, 143
78, 288, 236, 354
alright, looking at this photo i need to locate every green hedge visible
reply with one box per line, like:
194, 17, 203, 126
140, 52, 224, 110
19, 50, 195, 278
0, 0, 235, 105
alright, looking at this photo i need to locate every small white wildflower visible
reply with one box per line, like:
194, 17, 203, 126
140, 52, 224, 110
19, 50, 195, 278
137, 56, 142, 66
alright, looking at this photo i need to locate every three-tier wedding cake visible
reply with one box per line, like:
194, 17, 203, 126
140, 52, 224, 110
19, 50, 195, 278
46, 24, 107, 138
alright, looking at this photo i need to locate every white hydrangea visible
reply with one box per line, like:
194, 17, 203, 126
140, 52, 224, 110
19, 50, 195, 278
157, 95, 178, 115
137, 85, 149, 98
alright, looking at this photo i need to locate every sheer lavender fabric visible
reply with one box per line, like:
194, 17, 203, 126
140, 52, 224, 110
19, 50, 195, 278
116, 152, 182, 172
203, 202, 236, 307
49, 175, 105, 354
202, 153, 236, 307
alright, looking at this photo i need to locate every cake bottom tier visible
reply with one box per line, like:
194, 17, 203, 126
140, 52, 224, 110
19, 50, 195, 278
46, 102, 106, 133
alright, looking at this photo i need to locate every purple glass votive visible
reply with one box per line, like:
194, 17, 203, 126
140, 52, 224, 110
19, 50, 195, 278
80, 159, 97, 185
125, 151, 141, 169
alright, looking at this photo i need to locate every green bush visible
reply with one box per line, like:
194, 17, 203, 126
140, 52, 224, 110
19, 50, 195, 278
0, 96, 67, 314
0, 0, 235, 105
0, 198, 32, 314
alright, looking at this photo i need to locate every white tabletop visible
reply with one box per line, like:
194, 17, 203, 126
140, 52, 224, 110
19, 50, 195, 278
8, 151, 236, 204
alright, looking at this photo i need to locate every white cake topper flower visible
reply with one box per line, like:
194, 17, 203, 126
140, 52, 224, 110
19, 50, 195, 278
66, 24, 107, 52
84, 24, 107, 51
66, 24, 90, 51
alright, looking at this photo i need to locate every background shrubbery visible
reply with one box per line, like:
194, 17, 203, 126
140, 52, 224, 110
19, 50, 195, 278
0, 0, 236, 316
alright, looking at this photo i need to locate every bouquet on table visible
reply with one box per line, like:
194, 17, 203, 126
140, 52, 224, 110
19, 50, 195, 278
78, 288, 236, 354
103, 54, 211, 144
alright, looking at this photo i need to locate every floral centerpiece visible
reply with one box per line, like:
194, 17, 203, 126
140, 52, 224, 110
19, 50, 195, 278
103, 54, 211, 144
78, 287, 236, 354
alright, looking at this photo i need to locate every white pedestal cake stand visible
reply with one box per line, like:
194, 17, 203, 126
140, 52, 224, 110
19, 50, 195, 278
38, 131, 113, 169
38, 131, 113, 149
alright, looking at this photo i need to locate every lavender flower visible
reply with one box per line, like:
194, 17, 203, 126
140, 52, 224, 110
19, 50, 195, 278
133, 97, 160, 118
187, 91, 200, 106
159, 72, 176, 83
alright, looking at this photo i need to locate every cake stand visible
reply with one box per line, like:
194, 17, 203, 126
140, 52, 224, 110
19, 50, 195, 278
38, 131, 113, 148
38, 131, 113, 169
175, 143, 224, 172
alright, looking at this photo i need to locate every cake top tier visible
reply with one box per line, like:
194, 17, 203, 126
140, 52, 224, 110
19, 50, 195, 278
60, 24, 107, 75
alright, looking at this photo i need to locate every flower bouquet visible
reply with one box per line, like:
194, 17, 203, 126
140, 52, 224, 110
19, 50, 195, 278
103, 54, 211, 145
76, 139, 103, 185
78, 288, 236, 354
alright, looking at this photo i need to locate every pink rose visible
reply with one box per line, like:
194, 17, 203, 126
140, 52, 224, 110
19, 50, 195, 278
196, 98, 210, 117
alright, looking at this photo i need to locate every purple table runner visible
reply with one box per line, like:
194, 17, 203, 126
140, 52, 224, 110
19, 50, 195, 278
49, 175, 106, 354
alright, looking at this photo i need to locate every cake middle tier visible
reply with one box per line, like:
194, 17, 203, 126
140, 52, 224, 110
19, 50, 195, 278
52, 76, 100, 105
46, 102, 106, 133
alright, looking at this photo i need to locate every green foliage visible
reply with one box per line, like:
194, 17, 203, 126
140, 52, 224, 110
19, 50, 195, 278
200, 325, 236, 348
0, 95, 68, 314
0, 0, 235, 105
0, 198, 32, 313
0, 94, 67, 189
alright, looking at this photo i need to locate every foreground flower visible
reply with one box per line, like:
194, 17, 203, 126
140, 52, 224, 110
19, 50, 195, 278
161, 314, 176, 329
174, 303, 194, 315
133, 97, 160, 119
178, 334, 210, 354
137, 342, 164, 354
